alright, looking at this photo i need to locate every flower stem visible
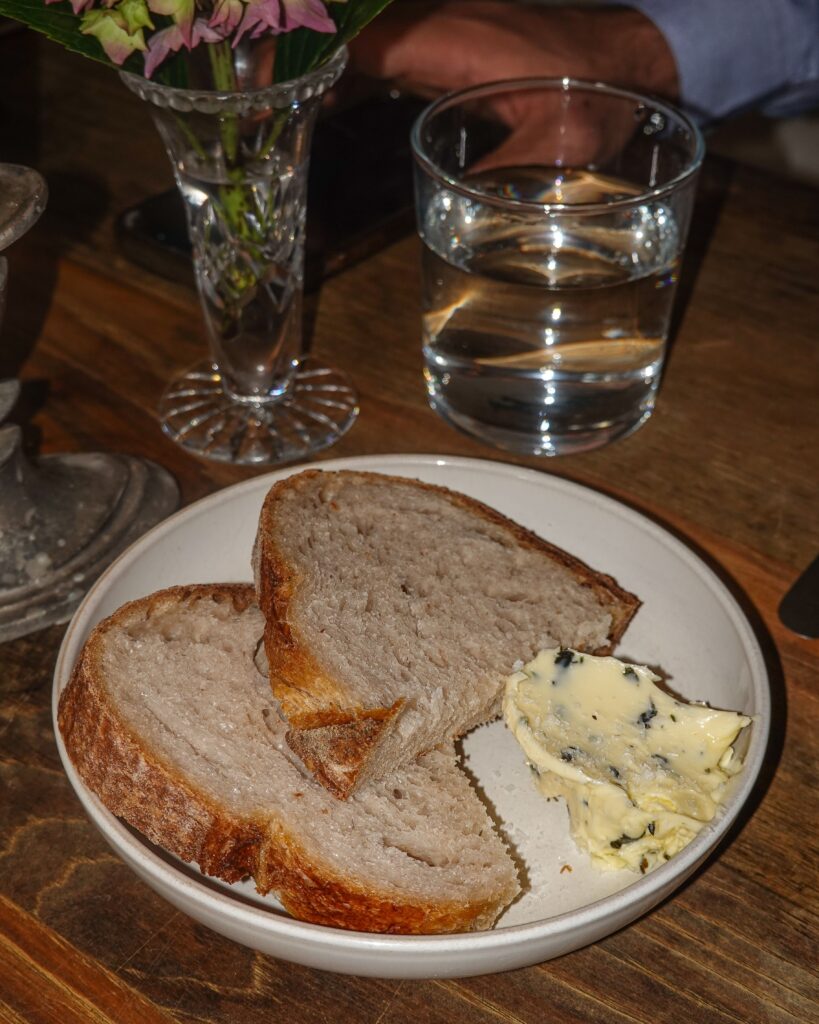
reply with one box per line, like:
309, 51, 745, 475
208, 40, 239, 165
206, 41, 254, 254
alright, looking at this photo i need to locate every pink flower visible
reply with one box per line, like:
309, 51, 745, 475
45, 0, 96, 14
143, 17, 226, 77
80, 7, 147, 64
119, 0, 155, 34
147, 0, 195, 46
209, 0, 244, 34
279, 0, 336, 33
234, 0, 335, 45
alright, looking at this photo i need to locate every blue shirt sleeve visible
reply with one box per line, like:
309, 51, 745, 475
623, 0, 819, 123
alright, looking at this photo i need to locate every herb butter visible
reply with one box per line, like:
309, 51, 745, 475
503, 648, 752, 873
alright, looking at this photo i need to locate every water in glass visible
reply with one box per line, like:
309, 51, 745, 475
419, 168, 681, 454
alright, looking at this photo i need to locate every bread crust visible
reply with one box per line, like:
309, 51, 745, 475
255, 470, 641, 798
283, 698, 406, 799
58, 584, 511, 934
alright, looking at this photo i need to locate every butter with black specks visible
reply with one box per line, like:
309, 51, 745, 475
503, 648, 752, 873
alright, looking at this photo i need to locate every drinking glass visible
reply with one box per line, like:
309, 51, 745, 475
411, 79, 704, 456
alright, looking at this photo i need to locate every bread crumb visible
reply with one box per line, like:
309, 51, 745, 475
560, 864, 573, 874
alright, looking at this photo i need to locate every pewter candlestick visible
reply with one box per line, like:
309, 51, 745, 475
0, 165, 179, 641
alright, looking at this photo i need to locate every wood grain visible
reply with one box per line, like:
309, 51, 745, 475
0, 31, 817, 1024
0, 895, 175, 1024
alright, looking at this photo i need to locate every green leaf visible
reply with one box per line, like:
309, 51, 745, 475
0, 0, 118, 67
152, 48, 190, 88
273, 0, 395, 82
0, 0, 396, 83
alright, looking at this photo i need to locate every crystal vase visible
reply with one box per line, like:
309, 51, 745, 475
120, 47, 357, 465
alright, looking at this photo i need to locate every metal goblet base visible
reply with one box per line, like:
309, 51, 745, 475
0, 452, 179, 643
158, 358, 359, 466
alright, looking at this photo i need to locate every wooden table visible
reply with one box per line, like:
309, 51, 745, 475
1, 35, 818, 1024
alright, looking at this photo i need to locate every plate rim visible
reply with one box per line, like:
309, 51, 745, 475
52, 453, 771, 957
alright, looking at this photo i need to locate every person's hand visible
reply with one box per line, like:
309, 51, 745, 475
349, 1, 680, 175
349, 1, 679, 102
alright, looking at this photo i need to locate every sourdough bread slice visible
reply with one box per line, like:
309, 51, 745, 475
253, 470, 640, 798
58, 585, 520, 934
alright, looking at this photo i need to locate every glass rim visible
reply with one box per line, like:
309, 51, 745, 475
410, 76, 705, 214
119, 46, 347, 114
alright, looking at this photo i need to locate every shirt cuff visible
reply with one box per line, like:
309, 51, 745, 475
620, 0, 816, 123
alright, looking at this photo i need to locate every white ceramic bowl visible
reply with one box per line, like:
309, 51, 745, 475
53, 454, 770, 978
